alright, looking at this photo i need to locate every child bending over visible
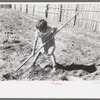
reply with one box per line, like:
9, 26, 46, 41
31, 19, 57, 73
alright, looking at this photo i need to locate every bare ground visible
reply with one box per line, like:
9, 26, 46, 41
0, 9, 100, 81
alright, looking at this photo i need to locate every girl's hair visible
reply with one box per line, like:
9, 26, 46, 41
36, 19, 47, 31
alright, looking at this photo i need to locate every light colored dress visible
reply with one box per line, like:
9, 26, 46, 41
35, 26, 55, 55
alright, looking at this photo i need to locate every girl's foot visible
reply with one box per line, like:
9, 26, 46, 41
51, 67, 56, 73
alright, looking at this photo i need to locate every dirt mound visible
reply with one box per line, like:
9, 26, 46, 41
0, 9, 100, 81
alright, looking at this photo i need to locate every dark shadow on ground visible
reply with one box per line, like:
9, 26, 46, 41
56, 63, 97, 73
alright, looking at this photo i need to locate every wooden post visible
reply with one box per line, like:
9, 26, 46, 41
20, 4, 22, 11
45, 4, 49, 18
74, 4, 78, 26
59, 4, 62, 22
12, 4, 14, 9
26, 4, 28, 13
33, 4, 35, 15
9, 4, 12, 8
14, 4, 16, 10
0, 4, 1, 8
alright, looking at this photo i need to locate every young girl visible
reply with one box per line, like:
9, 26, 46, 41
32, 19, 57, 73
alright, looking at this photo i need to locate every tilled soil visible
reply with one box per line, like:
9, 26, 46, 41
0, 9, 100, 81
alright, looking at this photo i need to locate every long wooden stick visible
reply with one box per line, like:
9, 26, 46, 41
35, 12, 79, 54
11, 12, 79, 75
13, 54, 33, 74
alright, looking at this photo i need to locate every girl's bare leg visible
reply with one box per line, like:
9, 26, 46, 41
50, 54, 56, 73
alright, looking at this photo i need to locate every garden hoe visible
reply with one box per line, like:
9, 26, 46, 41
3, 12, 79, 80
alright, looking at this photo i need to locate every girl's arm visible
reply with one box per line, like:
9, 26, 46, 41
32, 31, 38, 55
52, 27, 57, 34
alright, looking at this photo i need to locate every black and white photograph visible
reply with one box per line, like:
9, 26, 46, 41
0, 3, 100, 81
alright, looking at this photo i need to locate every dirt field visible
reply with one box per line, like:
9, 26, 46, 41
0, 9, 100, 81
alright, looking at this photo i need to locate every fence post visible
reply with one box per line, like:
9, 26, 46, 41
9, 4, 12, 8
12, 4, 14, 9
20, 4, 22, 11
59, 4, 62, 22
74, 4, 78, 26
45, 4, 49, 18
26, 4, 28, 13
14, 4, 16, 10
33, 4, 35, 15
